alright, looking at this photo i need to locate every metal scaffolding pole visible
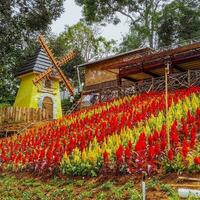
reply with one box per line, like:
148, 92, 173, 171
76, 66, 82, 92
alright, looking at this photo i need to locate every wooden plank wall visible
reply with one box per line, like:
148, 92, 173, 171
0, 107, 49, 124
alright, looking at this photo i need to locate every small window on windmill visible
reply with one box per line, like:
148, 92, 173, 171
44, 79, 52, 89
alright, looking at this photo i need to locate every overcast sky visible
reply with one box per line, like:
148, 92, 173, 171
51, 0, 130, 43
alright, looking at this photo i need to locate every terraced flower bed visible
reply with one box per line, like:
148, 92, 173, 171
0, 87, 200, 178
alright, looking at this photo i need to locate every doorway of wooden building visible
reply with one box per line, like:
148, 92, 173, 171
42, 97, 53, 119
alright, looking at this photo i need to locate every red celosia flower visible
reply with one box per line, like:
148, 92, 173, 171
160, 125, 166, 139
181, 116, 185, 125
160, 139, 167, 150
116, 145, 123, 163
196, 108, 200, 118
54, 154, 60, 165
181, 140, 189, 158
191, 125, 197, 140
148, 146, 155, 160
190, 125, 197, 148
124, 146, 131, 161
170, 124, 179, 147
128, 141, 132, 150
173, 119, 178, 127
134, 133, 146, 153
168, 149, 174, 161
153, 130, 159, 142
187, 111, 195, 124
154, 143, 160, 155
194, 157, 200, 165
182, 124, 188, 138
103, 150, 109, 165
148, 135, 153, 146
197, 118, 200, 128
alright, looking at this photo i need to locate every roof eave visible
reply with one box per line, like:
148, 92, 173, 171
77, 47, 153, 68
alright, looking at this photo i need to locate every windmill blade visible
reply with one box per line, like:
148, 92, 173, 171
59, 51, 76, 66
38, 35, 58, 65
33, 66, 55, 85
58, 69, 74, 96
33, 51, 76, 85
33, 63, 74, 96
37, 35, 74, 96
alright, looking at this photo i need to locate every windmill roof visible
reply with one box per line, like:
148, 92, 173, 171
16, 48, 52, 77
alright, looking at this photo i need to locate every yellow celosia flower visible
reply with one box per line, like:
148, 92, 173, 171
87, 150, 97, 164
74, 155, 81, 163
82, 149, 86, 161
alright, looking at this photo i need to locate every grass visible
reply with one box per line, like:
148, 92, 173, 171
0, 173, 141, 200
0, 172, 193, 200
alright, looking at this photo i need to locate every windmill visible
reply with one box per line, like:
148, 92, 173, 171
14, 35, 77, 119
33, 35, 76, 96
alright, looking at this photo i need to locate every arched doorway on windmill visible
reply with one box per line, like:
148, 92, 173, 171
42, 97, 53, 119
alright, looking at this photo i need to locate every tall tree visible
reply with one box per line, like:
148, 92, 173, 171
0, 0, 65, 102
158, 0, 200, 47
75, 0, 170, 48
52, 21, 116, 62
119, 27, 147, 52
48, 21, 116, 86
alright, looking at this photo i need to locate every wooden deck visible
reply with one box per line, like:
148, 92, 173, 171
0, 120, 51, 137
0, 106, 52, 137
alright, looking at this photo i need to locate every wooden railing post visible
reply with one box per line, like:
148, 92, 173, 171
165, 62, 170, 151
0, 106, 49, 125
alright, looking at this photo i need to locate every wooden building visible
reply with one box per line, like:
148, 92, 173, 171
78, 40, 200, 104
78, 47, 154, 93
15, 48, 62, 119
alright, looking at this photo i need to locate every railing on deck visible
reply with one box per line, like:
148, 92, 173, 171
82, 69, 200, 103
0, 107, 49, 124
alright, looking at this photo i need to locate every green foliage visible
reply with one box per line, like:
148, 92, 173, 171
49, 21, 116, 85
61, 93, 81, 113
158, 0, 200, 47
77, 191, 93, 199
97, 192, 106, 200
121, 181, 134, 190
119, 29, 146, 52
111, 182, 134, 200
187, 195, 200, 200
160, 183, 179, 200
0, 103, 11, 108
0, 0, 65, 100
75, 0, 168, 48
112, 188, 124, 200
163, 152, 186, 173
147, 180, 179, 200
101, 181, 114, 190
76, 0, 200, 51
127, 188, 142, 200
61, 157, 102, 177
146, 179, 159, 189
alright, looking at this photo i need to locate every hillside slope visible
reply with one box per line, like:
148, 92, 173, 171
0, 87, 200, 178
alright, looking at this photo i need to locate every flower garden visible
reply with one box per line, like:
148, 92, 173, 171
1, 86, 200, 178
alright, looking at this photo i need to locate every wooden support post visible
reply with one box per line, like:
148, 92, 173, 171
188, 70, 191, 87
165, 62, 170, 151
117, 75, 122, 86
117, 75, 122, 98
